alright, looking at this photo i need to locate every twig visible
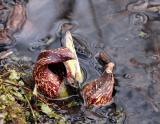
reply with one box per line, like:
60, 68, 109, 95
3, 80, 38, 123
0, 50, 13, 60
3, 80, 64, 112
0, 72, 10, 78
24, 95, 37, 124
4, 80, 31, 91
3, 80, 49, 104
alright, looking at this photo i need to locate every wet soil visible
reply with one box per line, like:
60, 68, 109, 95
1, 0, 160, 124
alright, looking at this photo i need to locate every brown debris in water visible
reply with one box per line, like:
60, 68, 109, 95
0, 2, 26, 45
0, 30, 10, 44
6, 3, 26, 34
98, 51, 111, 64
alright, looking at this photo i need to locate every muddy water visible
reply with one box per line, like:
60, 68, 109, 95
9, 0, 160, 123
